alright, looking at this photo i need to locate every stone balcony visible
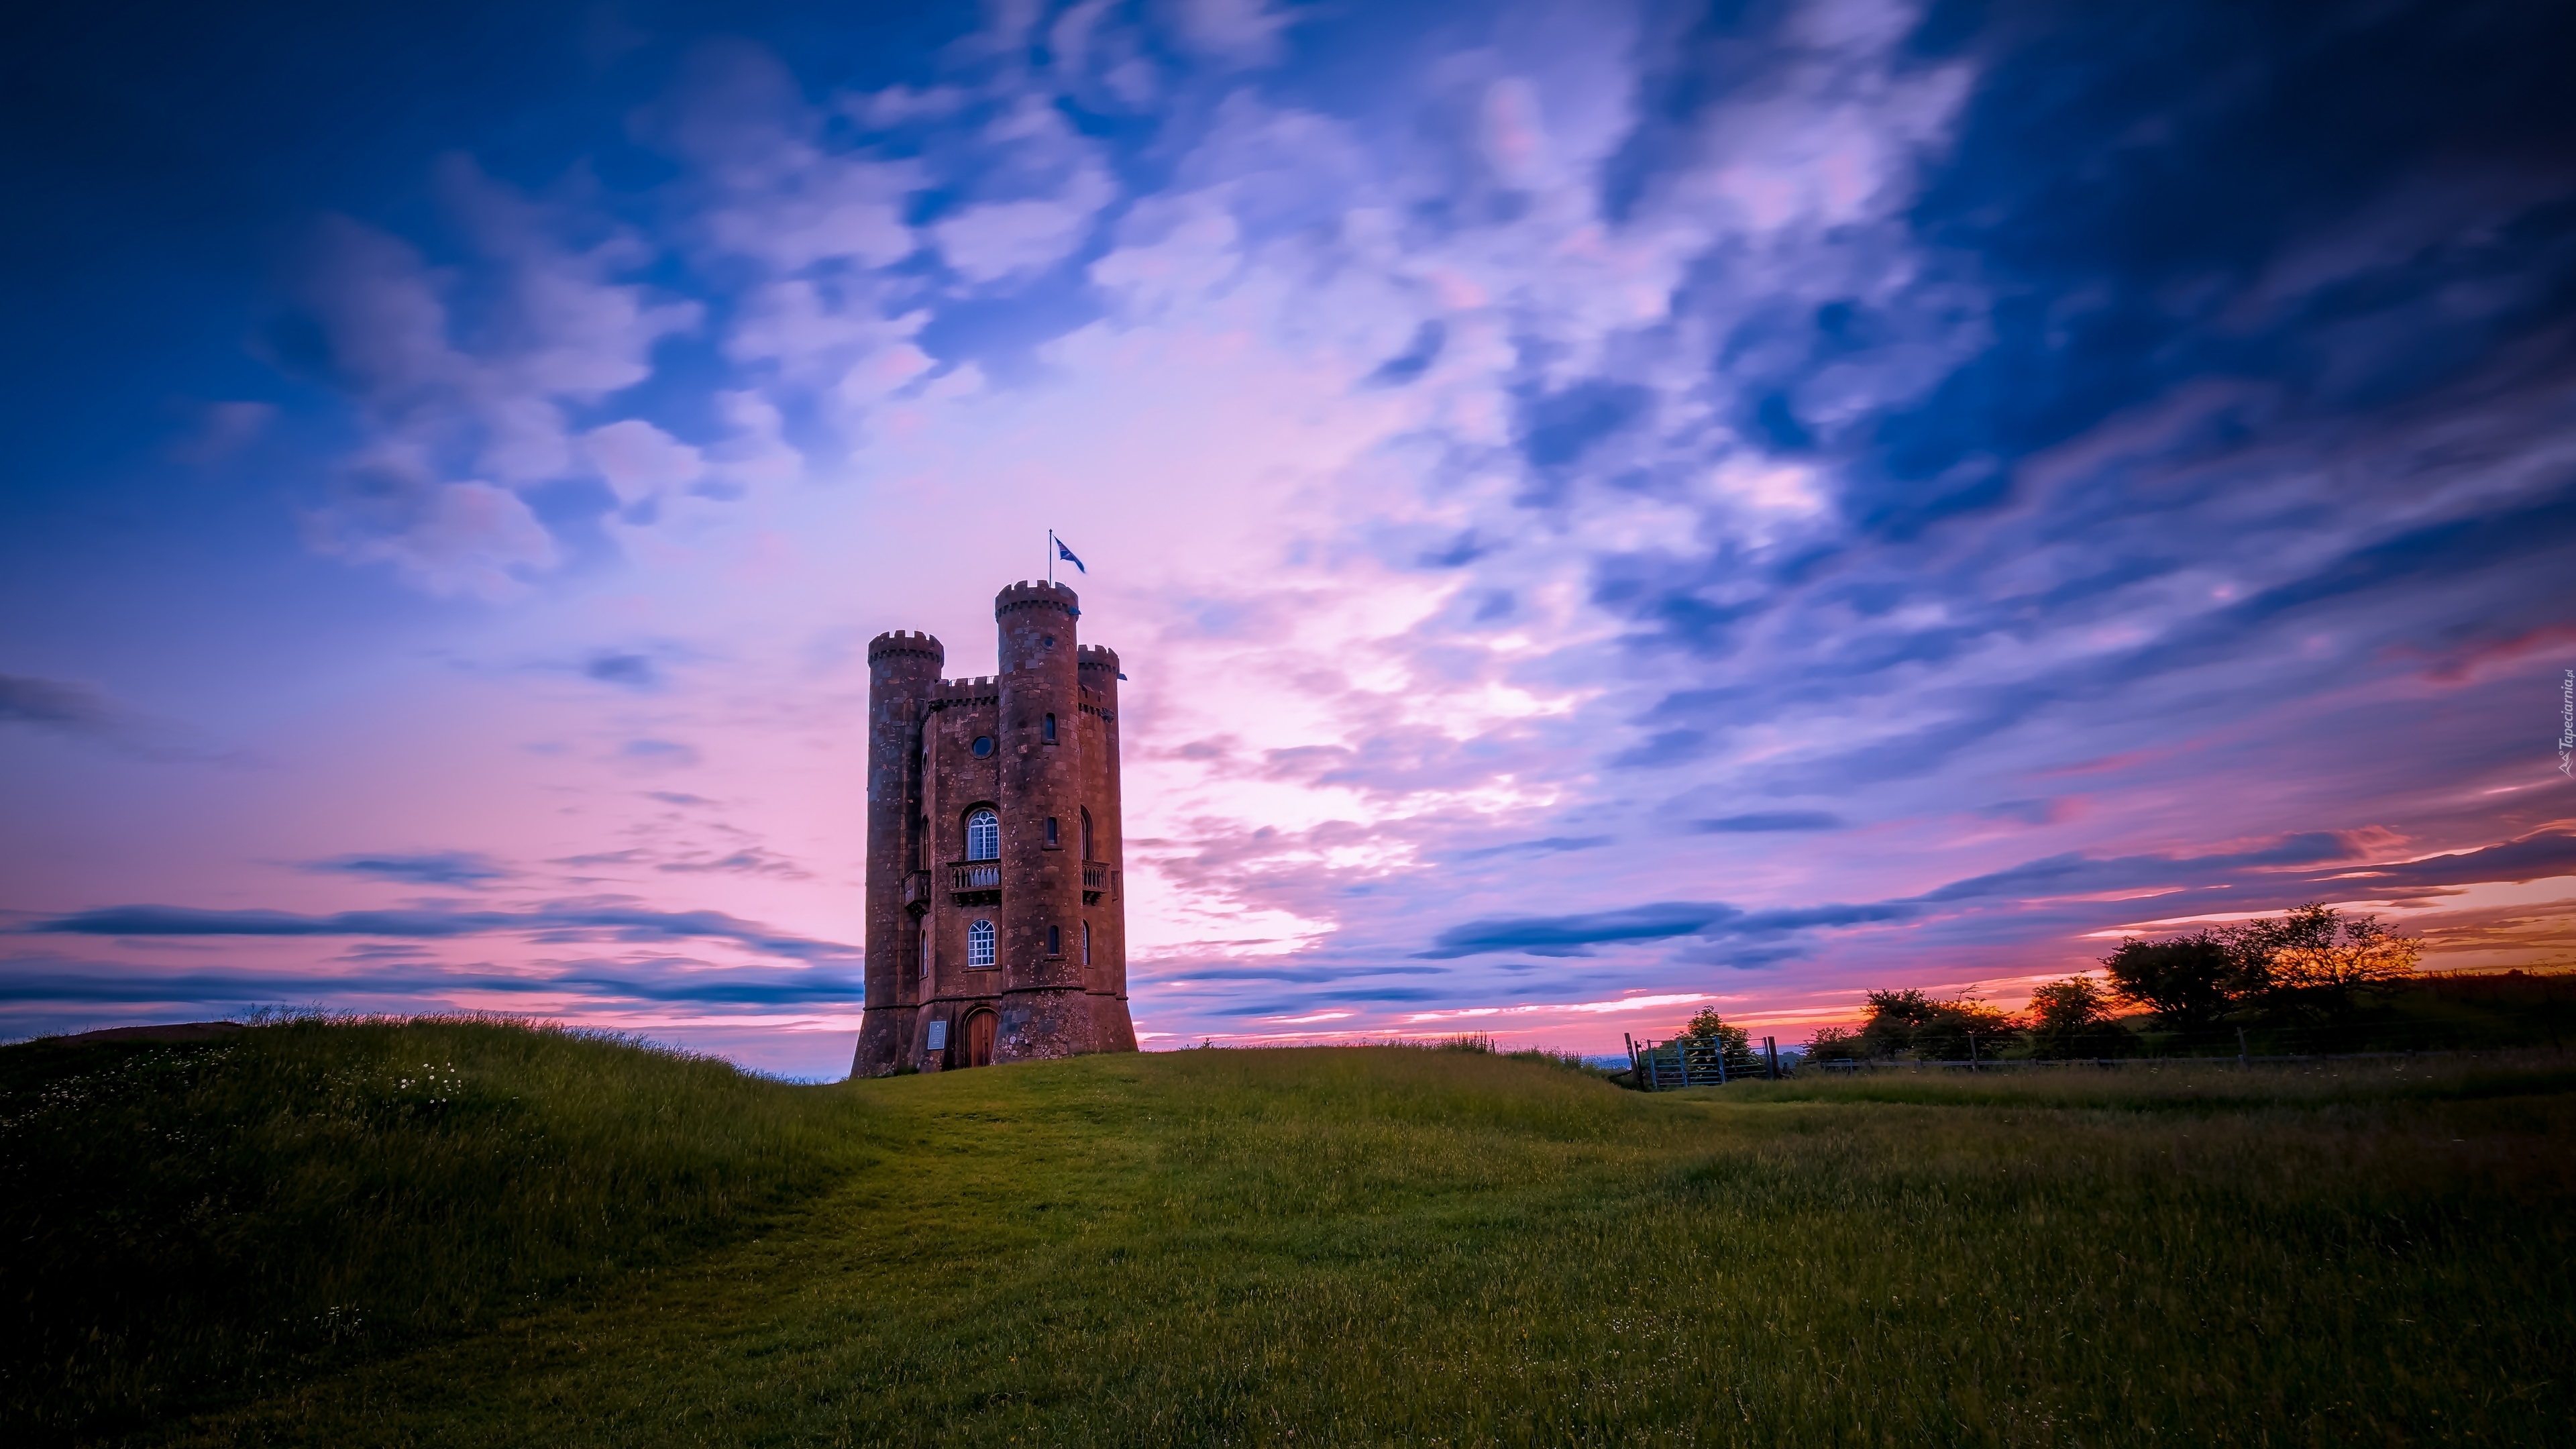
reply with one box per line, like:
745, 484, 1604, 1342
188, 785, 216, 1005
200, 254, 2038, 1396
951, 860, 1002, 905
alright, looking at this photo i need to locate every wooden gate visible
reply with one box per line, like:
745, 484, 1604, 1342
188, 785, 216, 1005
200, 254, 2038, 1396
1625, 1033, 1782, 1089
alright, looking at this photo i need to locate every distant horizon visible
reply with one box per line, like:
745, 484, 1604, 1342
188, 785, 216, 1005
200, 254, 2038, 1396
5, 0, 2573, 1080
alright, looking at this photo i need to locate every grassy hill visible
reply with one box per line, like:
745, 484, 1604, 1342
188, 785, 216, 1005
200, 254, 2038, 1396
5, 1022, 2571, 1445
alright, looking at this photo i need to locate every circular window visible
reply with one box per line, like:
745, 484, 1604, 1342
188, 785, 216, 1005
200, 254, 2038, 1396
972, 735, 994, 757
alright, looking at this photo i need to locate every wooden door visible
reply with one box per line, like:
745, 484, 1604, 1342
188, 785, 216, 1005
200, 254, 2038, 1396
966, 1010, 996, 1067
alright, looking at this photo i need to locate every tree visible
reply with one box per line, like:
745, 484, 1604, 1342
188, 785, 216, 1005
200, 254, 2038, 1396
1679, 1007, 1762, 1073
2224, 903, 2420, 1016
2100, 932, 2235, 1030
2023, 975, 2121, 1059
2104, 904, 2424, 1034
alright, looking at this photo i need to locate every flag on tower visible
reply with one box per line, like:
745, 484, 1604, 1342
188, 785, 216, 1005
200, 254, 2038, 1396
1054, 533, 1087, 574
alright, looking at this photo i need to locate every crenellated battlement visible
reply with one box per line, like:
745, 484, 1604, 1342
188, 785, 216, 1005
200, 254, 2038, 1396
1075, 643, 1120, 673
868, 630, 945, 666
995, 580, 1080, 618
926, 676, 1002, 710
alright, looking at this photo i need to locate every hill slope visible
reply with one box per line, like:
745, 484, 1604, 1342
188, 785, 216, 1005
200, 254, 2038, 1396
0, 1018, 869, 1439
7, 1026, 2573, 1446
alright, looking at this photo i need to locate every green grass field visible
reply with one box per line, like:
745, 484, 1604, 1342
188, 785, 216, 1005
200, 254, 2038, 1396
5, 1021, 2571, 1446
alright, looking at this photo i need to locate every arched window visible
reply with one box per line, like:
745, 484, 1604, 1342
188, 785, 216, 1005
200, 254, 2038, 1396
1082, 920, 1091, 965
1045, 816, 1059, 847
966, 808, 1000, 861
1081, 808, 1094, 861
1042, 712, 1057, 743
918, 928, 931, 985
967, 919, 996, 969
1048, 924, 1061, 956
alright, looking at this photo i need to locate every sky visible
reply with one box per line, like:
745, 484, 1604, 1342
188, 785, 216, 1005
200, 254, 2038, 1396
3, 0, 2573, 1079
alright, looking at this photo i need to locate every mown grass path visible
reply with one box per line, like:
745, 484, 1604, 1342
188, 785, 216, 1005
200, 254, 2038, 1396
147, 1046, 2573, 1447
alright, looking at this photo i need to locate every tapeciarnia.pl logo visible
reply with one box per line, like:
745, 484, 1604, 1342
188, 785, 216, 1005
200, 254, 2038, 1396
2560, 668, 2574, 779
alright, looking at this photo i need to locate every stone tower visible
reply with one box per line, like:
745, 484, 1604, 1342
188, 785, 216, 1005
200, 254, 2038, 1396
851, 581, 1137, 1076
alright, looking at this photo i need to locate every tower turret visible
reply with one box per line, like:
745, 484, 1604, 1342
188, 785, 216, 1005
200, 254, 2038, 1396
853, 629, 943, 1077
1075, 643, 1133, 1037
992, 582, 1087, 1056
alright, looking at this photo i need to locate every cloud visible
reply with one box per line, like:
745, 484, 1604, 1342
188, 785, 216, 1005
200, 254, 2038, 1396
1453, 835, 1615, 860
279, 164, 700, 596
1143, 965, 1450, 984
173, 400, 276, 465
1416, 902, 1748, 959
1610, 730, 1712, 770
1362, 321, 1446, 388
0, 674, 119, 737
1977, 800, 2065, 824
1159, 0, 1297, 68
619, 739, 700, 770
584, 653, 663, 690
655, 849, 811, 879
1918, 833, 2362, 904
0, 674, 233, 763
1411, 827, 2420, 961
1218, 985, 1453, 1014
2316, 832, 2576, 893
0, 955, 861, 1009
928, 99, 1119, 284
23, 900, 858, 962
303, 851, 515, 887
1689, 812, 1845, 833
582, 420, 705, 505
933, 182, 1114, 284
555, 845, 813, 880
302, 459, 558, 599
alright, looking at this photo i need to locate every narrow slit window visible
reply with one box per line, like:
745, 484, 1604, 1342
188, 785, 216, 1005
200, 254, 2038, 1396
1049, 924, 1061, 956
1042, 712, 1057, 743
966, 809, 1000, 861
1082, 920, 1091, 965
1046, 816, 1059, 847
968, 920, 996, 969
1081, 808, 1093, 861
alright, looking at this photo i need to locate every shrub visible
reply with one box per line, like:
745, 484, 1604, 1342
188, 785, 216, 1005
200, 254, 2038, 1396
1847, 988, 2017, 1061
1804, 1024, 1862, 1063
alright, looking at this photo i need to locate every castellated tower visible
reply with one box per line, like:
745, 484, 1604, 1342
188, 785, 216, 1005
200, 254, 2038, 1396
851, 581, 1138, 1076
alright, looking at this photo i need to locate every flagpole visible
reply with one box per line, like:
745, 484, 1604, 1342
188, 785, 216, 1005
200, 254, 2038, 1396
1047, 529, 1055, 586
